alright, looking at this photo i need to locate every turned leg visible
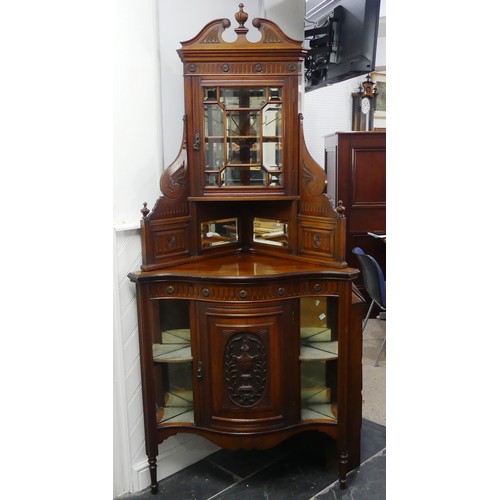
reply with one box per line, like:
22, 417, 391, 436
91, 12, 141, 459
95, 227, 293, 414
148, 456, 158, 494
339, 449, 349, 489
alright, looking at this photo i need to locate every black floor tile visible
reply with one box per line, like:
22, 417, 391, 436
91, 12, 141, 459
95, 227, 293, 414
119, 460, 237, 500
313, 449, 386, 500
116, 419, 385, 500
206, 440, 293, 479
360, 419, 386, 461
212, 450, 339, 500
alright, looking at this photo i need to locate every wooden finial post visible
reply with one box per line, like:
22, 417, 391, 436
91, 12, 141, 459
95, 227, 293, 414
234, 3, 249, 35
141, 202, 150, 220
336, 200, 346, 217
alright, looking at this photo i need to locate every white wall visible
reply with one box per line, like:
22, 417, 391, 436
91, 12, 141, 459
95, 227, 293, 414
302, 75, 360, 167
114, 0, 164, 227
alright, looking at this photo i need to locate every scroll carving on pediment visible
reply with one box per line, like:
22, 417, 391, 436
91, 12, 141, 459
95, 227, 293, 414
201, 27, 222, 44
200, 19, 230, 44
261, 26, 282, 43
179, 7, 302, 55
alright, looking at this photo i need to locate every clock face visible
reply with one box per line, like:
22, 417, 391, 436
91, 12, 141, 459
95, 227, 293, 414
361, 97, 371, 115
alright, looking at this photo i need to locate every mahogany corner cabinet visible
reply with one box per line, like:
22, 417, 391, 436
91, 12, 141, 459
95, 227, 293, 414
128, 4, 364, 493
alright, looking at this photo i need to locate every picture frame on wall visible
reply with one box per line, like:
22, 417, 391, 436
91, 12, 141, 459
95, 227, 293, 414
371, 72, 386, 129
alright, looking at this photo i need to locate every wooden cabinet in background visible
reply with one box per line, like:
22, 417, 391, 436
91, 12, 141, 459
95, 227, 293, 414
325, 131, 386, 290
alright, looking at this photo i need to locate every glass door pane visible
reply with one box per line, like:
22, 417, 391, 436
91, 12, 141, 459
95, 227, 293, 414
202, 85, 283, 188
299, 297, 339, 422
155, 300, 194, 426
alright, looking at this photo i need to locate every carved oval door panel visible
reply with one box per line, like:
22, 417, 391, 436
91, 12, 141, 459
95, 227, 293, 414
194, 301, 299, 432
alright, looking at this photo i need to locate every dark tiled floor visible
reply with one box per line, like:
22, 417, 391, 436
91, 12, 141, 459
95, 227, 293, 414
118, 419, 385, 500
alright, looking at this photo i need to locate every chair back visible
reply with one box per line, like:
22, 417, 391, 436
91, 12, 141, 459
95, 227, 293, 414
352, 247, 386, 309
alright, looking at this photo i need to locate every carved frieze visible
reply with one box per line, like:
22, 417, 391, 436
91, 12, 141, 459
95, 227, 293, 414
149, 280, 339, 300
183, 62, 301, 75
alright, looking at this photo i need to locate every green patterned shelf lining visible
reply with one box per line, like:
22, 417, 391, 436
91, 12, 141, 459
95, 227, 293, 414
301, 387, 337, 421
300, 327, 331, 342
301, 387, 330, 403
300, 327, 337, 360
300, 341, 338, 360
161, 328, 191, 344
153, 343, 192, 362
153, 329, 192, 362
158, 390, 194, 424
301, 404, 337, 422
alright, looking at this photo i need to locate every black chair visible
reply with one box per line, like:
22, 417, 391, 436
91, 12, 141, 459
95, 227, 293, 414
352, 247, 386, 367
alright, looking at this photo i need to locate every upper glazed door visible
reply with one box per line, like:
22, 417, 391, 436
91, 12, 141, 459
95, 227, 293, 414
202, 82, 285, 191
177, 5, 306, 198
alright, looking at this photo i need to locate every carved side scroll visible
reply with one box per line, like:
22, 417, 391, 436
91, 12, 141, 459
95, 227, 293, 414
145, 116, 190, 221
298, 114, 342, 218
140, 118, 192, 270
298, 113, 347, 267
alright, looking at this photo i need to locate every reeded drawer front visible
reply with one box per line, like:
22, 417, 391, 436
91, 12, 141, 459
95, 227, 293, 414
149, 279, 339, 301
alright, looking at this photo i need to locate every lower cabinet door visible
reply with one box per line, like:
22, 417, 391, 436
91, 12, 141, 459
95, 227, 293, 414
193, 300, 300, 432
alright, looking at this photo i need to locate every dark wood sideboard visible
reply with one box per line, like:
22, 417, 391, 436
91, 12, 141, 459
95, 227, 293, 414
325, 131, 386, 290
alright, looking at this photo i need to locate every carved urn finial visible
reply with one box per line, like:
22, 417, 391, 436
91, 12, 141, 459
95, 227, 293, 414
141, 202, 150, 220
336, 200, 346, 218
234, 3, 249, 35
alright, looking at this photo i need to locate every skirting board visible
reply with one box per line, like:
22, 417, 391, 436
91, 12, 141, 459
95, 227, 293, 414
133, 435, 220, 492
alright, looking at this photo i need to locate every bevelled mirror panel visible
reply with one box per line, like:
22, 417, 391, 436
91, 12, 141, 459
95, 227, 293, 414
220, 88, 266, 108
201, 218, 238, 248
253, 218, 288, 247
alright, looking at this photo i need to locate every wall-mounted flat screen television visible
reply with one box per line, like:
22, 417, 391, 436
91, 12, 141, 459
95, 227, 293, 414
304, 0, 381, 91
